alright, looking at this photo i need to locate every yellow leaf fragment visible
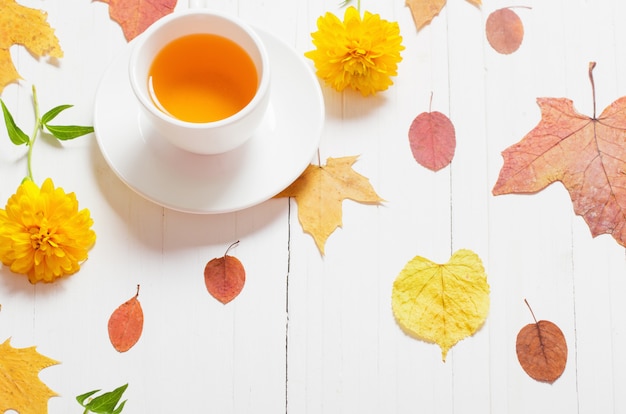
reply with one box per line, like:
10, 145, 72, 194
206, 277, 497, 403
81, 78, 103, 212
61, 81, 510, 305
275, 156, 383, 255
405, 0, 482, 31
0, 338, 60, 414
0, 0, 63, 92
392, 249, 490, 361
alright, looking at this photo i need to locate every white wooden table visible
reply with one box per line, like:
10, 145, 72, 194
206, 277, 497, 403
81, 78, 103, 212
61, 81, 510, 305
1, 0, 626, 412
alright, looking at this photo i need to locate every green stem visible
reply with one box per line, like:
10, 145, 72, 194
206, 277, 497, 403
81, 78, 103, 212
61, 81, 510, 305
27, 85, 42, 181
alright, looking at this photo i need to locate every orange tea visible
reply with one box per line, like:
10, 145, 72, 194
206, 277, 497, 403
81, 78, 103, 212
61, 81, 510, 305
148, 33, 258, 123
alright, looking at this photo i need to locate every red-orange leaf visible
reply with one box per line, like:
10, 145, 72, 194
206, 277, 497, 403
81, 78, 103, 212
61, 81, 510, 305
204, 242, 246, 304
486, 7, 524, 55
108, 285, 144, 352
98, 0, 177, 42
408, 110, 456, 171
493, 62, 626, 247
517, 320, 567, 382
516, 300, 567, 383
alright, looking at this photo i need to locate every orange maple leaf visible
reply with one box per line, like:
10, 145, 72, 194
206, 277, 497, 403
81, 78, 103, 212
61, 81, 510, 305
0, 338, 60, 414
275, 156, 384, 255
493, 62, 626, 247
405, 0, 481, 31
99, 0, 177, 42
0, 0, 63, 93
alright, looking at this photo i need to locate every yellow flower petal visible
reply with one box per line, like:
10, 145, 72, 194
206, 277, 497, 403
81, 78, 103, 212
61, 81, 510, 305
0, 178, 96, 283
305, 7, 404, 96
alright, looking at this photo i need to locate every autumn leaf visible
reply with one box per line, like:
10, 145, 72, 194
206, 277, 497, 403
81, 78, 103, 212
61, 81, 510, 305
391, 249, 490, 361
98, 0, 177, 42
0, 338, 59, 414
108, 285, 144, 352
486, 7, 525, 54
408, 108, 456, 171
0, 0, 63, 93
204, 241, 246, 304
493, 62, 626, 248
275, 155, 384, 255
516, 300, 567, 383
405, 0, 481, 31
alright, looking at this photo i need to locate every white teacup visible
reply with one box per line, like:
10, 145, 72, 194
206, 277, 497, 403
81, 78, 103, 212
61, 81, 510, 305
129, 9, 270, 154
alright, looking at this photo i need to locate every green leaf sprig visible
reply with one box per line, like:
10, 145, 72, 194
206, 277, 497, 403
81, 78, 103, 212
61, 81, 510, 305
0, 85, 94, 181
339, 0, 360, 10
76, 383, 128, 414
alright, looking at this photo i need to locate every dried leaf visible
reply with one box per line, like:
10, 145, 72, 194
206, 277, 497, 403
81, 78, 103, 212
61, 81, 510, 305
274, 156, 384, 255
405, 0, 481, 31
493, 63, 626, 247
0, 338, 59, 414
408, 110, 456, 171
108, 285, 144, 352
516, 301, 567, 383
486, 7, 524, 54
98, 0, 177, 42
204, 241, 246, 304
391, 249, 490, 361
0, 0, 63, 93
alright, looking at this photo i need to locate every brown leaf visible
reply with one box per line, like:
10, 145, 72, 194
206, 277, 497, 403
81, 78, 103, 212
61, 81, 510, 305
204, 241, 246, 304
408, 110, 456, 171
516, 302, 567, 383
0, 0, 63, 93
406, 0, 481, 31
99, 0, 177, 42
274, 156, 384, 255
486, 8, 524, 54
493, 63, 626, 247
0, 338, 59, 414
108, 285, 144, 352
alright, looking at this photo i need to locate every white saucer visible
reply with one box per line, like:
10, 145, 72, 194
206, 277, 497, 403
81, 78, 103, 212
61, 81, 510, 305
94, 29, 324, 214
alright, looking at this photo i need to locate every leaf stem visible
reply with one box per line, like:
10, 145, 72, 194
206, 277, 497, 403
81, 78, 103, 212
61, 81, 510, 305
27, 85, 42, 181
589, 61, 597, 119
524, 298, 538, 324
224, 240, 240, 256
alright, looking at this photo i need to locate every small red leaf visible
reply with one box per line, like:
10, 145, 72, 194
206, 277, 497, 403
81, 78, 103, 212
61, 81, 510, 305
486, 7, 525, 55
408, 111, 456, 171
516, 300, 567, 383
108, 285, 144, 353
204, 242, 246, 304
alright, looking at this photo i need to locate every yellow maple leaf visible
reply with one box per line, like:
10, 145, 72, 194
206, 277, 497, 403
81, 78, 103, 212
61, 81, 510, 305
275, 155, 383, 255
391, 249, 490, 361
0, 0, 63, 93
0, 338, 60, 414
405, 0, 481, 31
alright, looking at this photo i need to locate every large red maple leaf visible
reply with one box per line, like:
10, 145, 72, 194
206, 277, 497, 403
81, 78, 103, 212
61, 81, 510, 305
493, 63, 626, 247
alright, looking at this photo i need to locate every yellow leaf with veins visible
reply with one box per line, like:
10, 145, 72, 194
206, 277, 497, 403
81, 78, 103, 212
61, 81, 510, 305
406, 0, 481, 31
392, 249, 490, 361
0, 0, 63, 93
275, 156, 383, 255
0, 338, 59, 414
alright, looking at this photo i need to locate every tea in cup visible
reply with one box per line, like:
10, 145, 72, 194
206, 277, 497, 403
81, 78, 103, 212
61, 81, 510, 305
129, 9, 270, 154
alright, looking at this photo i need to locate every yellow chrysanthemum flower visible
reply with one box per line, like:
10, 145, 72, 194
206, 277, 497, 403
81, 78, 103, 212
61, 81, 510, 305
0, 178, 95, 284
305, 6, 404, 96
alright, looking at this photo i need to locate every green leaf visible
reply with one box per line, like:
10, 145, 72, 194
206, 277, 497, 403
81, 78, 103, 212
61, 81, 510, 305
78, 383, 128, 414
44, 124, 94, 140
41, 104, 73, 124
112, 400, 127, 414
0, 99, 29, 145
76, 389, 101, 405
84, 383, 128, 413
